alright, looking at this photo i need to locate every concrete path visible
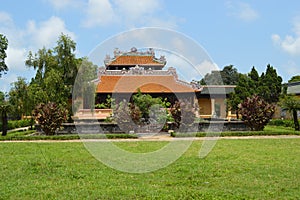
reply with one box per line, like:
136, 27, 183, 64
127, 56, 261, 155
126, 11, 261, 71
1, 134, 300, 143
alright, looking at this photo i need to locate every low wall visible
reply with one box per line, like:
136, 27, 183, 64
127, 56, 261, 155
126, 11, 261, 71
198, 121, 250, 132
36, 120, 249, 134
35, 122, 124, 134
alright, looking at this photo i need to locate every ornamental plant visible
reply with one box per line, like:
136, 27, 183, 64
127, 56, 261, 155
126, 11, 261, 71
170, 100, 197, 131
239, 95, 275, 131
33, 102, 67, 135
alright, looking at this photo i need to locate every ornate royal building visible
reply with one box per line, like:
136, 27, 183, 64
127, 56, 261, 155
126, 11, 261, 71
75, 48, 235, 120
95, 47, 201, 106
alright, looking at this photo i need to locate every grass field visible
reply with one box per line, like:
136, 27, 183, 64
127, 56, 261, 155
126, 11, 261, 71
1, 138, 300, 199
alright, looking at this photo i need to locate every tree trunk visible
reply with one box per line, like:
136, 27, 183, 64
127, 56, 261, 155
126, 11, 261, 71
236, 110, 239, 119
1, 111, 8, 136
292, 109, 300, 131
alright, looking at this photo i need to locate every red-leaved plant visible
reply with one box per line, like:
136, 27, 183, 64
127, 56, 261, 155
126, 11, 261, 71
33, 102, 67, 135
239, 95, 275, 131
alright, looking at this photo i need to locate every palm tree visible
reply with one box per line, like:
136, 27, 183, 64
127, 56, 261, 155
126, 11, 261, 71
280, 95, 300, 131
0, 103, 10, 136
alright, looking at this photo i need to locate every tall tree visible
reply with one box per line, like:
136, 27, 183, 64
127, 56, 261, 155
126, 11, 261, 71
0, 92, 10, 136
200, 65, 240, 85
25, 48, 57, 84
9, 77, 29, 119
0, 34, 8, 77
72, 57, 98, 110
248, 66, 260, 87
25, 34, 81, 121
54, 33, 77, 86
228, 65, 282, 118
221, 65, 240, 85
258, 64, 282, 103
227, 73, 256, 118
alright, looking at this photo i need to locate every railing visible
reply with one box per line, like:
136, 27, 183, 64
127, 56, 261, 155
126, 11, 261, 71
73, 109, 112, 120
98, 67, 200, 90
98, 67, 177, 76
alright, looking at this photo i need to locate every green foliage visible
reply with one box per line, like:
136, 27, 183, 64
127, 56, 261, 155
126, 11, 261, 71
288, 75, 300, 83
72, 57, 98, 112
172, 125, 300, 137
0, 132, 138, 141
8, 77, 30, 119
239, 95, 275, 131
95, 95, 115, 109
132, 90, 168, 121
0, 119, 32, 131
258, 64, 282, 103
114, 92, 172, 133
0, 91, 4, 102
114, 100, 135, 133
25, 33, 86, 121
54, 33, 77, 86
200, 65, 240, 85
32, 102, 67, 135
43, 69, 70, 104
228, 65, 282, 116
227, 73, 255, 116
0, 34, 8, 77
279, 95, 300, 131
169, 100, 197, 131
268, 119, 295, 128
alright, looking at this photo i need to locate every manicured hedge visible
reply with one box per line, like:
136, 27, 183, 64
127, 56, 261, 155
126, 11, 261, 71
0, 131, 138, 141
268, 119, 296, 128
0, 119, 32, 131
171, 125, 300, 137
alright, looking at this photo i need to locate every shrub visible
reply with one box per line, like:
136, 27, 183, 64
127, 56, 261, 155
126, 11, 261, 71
0, 119, 31, 131
239, 95, 275, 131
268, 119, 295, 128
32, 102, 67, 135
169, 100, 198, 131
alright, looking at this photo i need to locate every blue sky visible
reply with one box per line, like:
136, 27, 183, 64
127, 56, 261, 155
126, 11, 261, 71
1, 0, 300, 92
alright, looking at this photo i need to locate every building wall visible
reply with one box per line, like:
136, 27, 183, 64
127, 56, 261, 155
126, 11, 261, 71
214, 98, 227, 118
198, 98, 211, 117
198, 98, 228, 119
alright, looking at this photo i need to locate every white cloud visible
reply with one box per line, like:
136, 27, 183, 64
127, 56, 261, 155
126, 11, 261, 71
196, 60, 220, 78
283, 61, 300, 81
114, 0, 161, 20
0, 73, 18, 92
226, 1, 259, 22
146, 17, 178, 29
27, 16, 76, 48
0, 11, 13, 26
0, 14, 75, 92
47, 0, 78, 9
81, 0, 178, 29
82, 0, 116, 27
272, 18, 300, 56
6, 47, 27, 71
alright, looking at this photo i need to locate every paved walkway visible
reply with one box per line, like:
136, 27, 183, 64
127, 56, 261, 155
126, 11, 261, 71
1, 134, 300, 143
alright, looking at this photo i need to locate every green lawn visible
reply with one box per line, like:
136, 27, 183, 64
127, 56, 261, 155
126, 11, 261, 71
1, 139, 300, 199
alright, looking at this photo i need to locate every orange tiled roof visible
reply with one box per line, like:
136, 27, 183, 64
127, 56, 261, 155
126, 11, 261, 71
96, 75, 195, 93
107, 55, 165, 66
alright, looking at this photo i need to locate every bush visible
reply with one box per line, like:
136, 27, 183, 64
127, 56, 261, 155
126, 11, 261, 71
239, 95, 275, 131
268, 119, 295, 128
0, 119, 31, 131
33, 102, 67, 135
